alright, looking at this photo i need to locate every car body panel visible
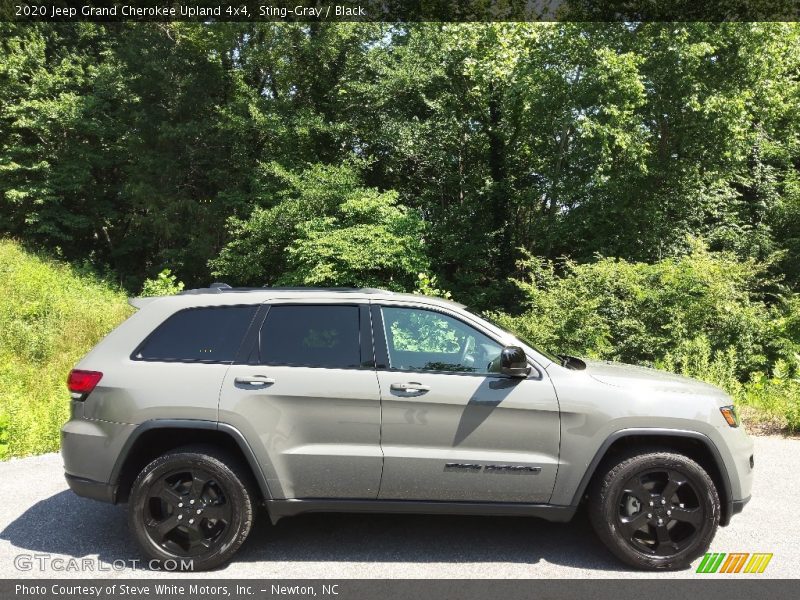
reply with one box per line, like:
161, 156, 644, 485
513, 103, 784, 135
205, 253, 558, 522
219, 364, 383, 499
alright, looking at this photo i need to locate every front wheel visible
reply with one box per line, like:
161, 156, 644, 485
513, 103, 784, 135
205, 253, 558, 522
128, 445, 255, 571
589, 450, 720, 570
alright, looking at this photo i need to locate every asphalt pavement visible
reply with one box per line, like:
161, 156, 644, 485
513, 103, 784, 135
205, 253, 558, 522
0, 436, 797, 579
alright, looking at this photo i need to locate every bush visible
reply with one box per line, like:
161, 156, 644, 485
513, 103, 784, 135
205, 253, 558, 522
140, 269, 185, 297
490, 241, 792, 378
211, 163, 429, 291
0, 240, 131, 459
741, 375, 800, 433
489, 241, 800, 432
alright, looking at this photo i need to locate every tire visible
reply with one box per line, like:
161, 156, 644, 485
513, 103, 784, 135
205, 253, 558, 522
128, 444, 255, 571
589, 449, 720, 570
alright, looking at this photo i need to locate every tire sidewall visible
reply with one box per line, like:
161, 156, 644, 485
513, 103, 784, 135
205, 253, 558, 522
128, 452, 252, 571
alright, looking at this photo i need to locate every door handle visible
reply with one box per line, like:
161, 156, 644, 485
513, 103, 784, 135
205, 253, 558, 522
390, 382, 430, 392
234, 376, 275, 386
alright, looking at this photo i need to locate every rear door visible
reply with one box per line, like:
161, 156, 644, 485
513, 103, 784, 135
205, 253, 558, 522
373, 303, 561, 503
218, 302, 382, 500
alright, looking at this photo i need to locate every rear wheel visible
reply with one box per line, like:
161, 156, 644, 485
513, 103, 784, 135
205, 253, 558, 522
589, 450, 720, 570
128, 445, 255, 571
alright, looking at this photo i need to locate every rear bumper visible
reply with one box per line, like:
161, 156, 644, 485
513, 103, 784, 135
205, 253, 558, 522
60, 416, 135, 484
64, 473, 118, 504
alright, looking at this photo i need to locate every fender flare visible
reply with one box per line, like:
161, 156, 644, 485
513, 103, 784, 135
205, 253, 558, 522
109, 419, 272, 501
568, 427, 734, 525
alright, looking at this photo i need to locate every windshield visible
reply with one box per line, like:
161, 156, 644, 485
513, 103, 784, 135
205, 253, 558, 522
475, 311, 562, 364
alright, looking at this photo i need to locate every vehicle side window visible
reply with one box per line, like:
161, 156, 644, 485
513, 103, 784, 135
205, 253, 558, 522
133, 305, 257, 363
259, 305, 361, 369
380, 307, 502, 373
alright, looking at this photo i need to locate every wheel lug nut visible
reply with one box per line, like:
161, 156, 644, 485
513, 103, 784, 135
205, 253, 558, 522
188, 518, 194, 524
658, 518, 663, 525
661, 498, 666, 505
647, 513, 653, 519
667, 510, 672, 516
649, 501, 654, 507
190, 499, 195, 505
177, 515, 183, 520
196, 509, 202, 514
178, 503, 183, 508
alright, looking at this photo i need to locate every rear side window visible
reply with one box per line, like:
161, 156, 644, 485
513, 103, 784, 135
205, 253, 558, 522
133, 305, 258, 363
259, 305, 361, 369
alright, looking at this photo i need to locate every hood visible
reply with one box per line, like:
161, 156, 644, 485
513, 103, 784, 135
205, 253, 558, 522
583, 359, 729, 399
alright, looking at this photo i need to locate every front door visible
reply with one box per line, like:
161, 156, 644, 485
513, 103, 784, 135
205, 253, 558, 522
373, 303, 561, 503
219, 302, 382, 500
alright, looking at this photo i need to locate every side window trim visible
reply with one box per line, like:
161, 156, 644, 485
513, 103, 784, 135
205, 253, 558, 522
373, 302, 541, 379
358, 303, 375, 368
234, 304, 270, 365
130, 304, 260, 364
370, 304, 389, 369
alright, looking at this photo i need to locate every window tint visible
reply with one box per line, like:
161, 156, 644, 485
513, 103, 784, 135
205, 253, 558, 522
259, 305, 361, 369
134, 305, 257, 362
381, 307, 503, 373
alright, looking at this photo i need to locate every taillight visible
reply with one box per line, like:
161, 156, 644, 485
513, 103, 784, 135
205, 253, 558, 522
67, 370, 103, 398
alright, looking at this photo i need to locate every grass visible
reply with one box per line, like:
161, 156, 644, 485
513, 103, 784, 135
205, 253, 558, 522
0, 239, 132, 459
738, 376, 800, 435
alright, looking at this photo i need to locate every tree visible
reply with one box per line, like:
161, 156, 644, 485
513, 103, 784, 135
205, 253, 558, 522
210, 163, 428, 290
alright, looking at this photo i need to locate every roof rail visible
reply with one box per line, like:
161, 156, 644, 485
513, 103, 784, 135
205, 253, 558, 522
178, 284, 394, 296
178, 282, 232, 295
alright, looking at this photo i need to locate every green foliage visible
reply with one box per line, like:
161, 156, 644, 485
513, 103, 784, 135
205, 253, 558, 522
414, 273, 453, 300
2, 23, 800, 298
490, 242, 799, 431
491, 241, 784, 375
658, 337, 744, 399
0, 412, 9, 460
140, 269, 185, 297
212, 163, 429, 291
0, 240, 131, 458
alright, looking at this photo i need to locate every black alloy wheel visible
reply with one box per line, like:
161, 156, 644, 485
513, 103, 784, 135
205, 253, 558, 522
143, 467, 233, 556
129, 445, 255, 571
616, 468, 704, 556
589, 450, 720, 570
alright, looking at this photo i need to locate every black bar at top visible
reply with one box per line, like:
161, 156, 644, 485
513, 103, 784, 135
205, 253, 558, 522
3, 0, 800, 23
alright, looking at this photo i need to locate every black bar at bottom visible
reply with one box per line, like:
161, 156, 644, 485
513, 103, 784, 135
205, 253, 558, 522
2, 579, 798, 600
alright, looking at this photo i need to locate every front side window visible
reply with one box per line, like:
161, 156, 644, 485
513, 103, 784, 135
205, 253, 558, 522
259, 305, 361, 369
380, 307, 502, 373
134, 305, 258, 362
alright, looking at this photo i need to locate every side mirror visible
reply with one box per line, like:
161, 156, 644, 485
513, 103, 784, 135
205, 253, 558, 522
500, 346, 531, 378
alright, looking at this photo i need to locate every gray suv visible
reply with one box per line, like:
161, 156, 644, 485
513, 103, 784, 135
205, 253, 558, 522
61, 286, 753, 571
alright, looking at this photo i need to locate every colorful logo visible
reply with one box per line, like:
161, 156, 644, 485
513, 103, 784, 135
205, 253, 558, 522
696, 552, 773, 574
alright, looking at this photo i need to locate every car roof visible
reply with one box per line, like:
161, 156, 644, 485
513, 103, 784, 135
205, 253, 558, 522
129, 284, 466, 310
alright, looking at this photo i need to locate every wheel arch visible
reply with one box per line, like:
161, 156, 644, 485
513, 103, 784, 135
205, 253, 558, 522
111, 419, 272, 504
571, 428, 734, 526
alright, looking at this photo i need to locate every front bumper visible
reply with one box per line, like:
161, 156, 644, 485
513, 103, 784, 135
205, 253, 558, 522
731, 495, 751, 516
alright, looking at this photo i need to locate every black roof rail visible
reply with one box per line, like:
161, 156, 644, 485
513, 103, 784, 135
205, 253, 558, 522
178, 282, 232, 295
179, 284, 394, 296
260, 286, 394, 294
